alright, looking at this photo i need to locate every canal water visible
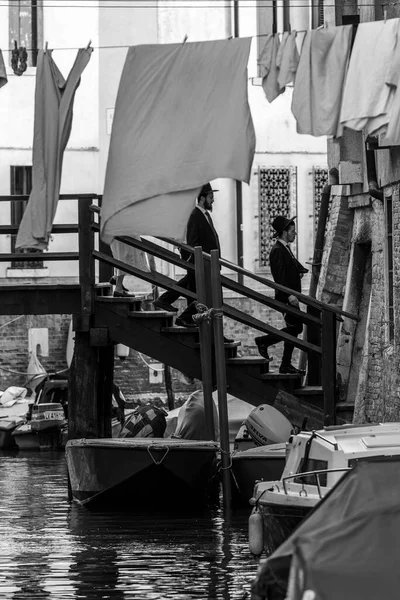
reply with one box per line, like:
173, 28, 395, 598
0, 451, 261, 600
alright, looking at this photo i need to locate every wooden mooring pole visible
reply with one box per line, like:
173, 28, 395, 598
210, 250, 231, 512
194, 246, 215, 440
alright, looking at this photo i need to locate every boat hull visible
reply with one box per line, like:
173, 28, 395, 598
66, 437, 219, 510
0, 418, 24, 449
231, 444, 286, 506
256, 502, 310, 555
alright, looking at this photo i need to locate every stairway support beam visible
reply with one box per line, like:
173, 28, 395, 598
194, 246, 215, 441
211, 250, 232, 512
322, 309, 337, 425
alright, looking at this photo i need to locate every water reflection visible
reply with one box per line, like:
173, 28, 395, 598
0, 452, 260, 599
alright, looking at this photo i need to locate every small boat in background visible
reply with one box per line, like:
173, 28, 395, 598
0, 387, 32, 450
12, 379, 68, 451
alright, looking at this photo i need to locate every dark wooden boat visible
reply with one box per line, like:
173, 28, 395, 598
66, 437, 219, 510
231, 443, 286, 506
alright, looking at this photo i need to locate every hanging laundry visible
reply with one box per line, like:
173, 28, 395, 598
339, 19, 400, 137
259, 34, 284, 103
276, 32, 289, 71
110, 239, 150, 279
16, 47, 93, 250
382, 27, 400, 145
101, 38, 255, 244
291, 25, 352, 137
0, 50, 7, 89
277, 31, 300, 89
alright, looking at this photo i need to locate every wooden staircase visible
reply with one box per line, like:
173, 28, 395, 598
0, 194, 359, 439
92, 289, 345, 429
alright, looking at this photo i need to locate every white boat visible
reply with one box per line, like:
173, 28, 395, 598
249, 422, 400, 555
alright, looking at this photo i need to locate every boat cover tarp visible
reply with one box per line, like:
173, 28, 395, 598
251, 458, 400, 600
100, 38, 255, 244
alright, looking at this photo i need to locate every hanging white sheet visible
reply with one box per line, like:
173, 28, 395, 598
100, 38, 255, 244
16, 48, 93, 250
291, 25, 352, 137
0, 50, 7, 89
339, 19, 400, 136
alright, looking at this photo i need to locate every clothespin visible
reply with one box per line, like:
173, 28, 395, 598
288, 23, 292, 34
44, 41, 48, 53
86, 39, 92, 51
182, 34, 188, 44
384, 5, 388, 22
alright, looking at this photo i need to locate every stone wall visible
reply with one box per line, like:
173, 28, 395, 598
316, 185, 400, 423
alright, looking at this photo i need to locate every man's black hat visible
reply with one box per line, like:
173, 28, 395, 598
272, 215, 296, 237
199, 182, 219, 197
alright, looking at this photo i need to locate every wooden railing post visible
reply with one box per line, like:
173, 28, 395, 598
210, 249, 231, 512
322, 309, 337, 426
78, 197, 95, 331
194, 246, 215, 441
306, 305, 322, 385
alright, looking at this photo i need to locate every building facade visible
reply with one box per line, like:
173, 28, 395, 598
0, 1, 327, 398
317, 1, 400, 421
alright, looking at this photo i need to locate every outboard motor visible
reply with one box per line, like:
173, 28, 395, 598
245, 404, 292, 446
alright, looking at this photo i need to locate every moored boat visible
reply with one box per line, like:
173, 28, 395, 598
230, 404, 292, 506
249, 422, 400, 555
66, 437, 219, 510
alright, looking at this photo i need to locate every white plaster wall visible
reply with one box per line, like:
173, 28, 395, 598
0, 1, 100, 278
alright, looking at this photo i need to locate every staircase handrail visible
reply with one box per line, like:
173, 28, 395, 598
160, 237, 358, 322
92, 224, 321, 328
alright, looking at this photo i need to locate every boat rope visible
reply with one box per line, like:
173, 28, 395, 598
137, 352, 164, 372
219, 447, 232, 470
192, 302, 215, 325
147, 444, 169, 465
0, 315, 24, 329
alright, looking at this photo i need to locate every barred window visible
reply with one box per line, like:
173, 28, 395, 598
9, 1, 43, 67
312, 166, 329, 235
258, 166, 297, 270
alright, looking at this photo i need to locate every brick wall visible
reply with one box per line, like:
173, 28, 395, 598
0, 294, 293, 404
317, 186, 400, 423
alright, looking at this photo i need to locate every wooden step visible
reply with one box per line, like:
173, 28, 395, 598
227, 356, 270, 375
294, 385, 323, 395
94, 282, 113, 297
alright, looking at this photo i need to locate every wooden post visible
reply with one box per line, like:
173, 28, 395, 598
306, 305, 322, 386
69, 197, 109, 441
194, 246, 215, 440
97, 195, 114, 284
321, 309, 337, 426
164, 365, 175, 411
97, 344, 114, 438
210, 249, 231, 512
78, 197, 95, 331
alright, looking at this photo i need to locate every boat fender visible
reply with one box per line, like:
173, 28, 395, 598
248, 508, 263, 556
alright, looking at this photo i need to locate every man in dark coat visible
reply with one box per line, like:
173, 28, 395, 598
154, 182, 220, 326
255, 215, 308, 374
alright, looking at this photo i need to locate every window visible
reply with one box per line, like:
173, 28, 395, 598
312, 167, 329, 236
258, 166, 297, 270
10, 166, 43, 268
257, 0, 322, 70
9, 1, 43, 67
385, 196, 394, 340
311, 0, 325, 29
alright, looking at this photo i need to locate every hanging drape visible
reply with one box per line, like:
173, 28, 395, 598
100, 38, 255, 244
16, 47, 93, 250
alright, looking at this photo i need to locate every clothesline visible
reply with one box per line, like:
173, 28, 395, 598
0, 29, 332, 54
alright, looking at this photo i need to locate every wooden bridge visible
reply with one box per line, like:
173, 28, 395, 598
0, 194, 358, 444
